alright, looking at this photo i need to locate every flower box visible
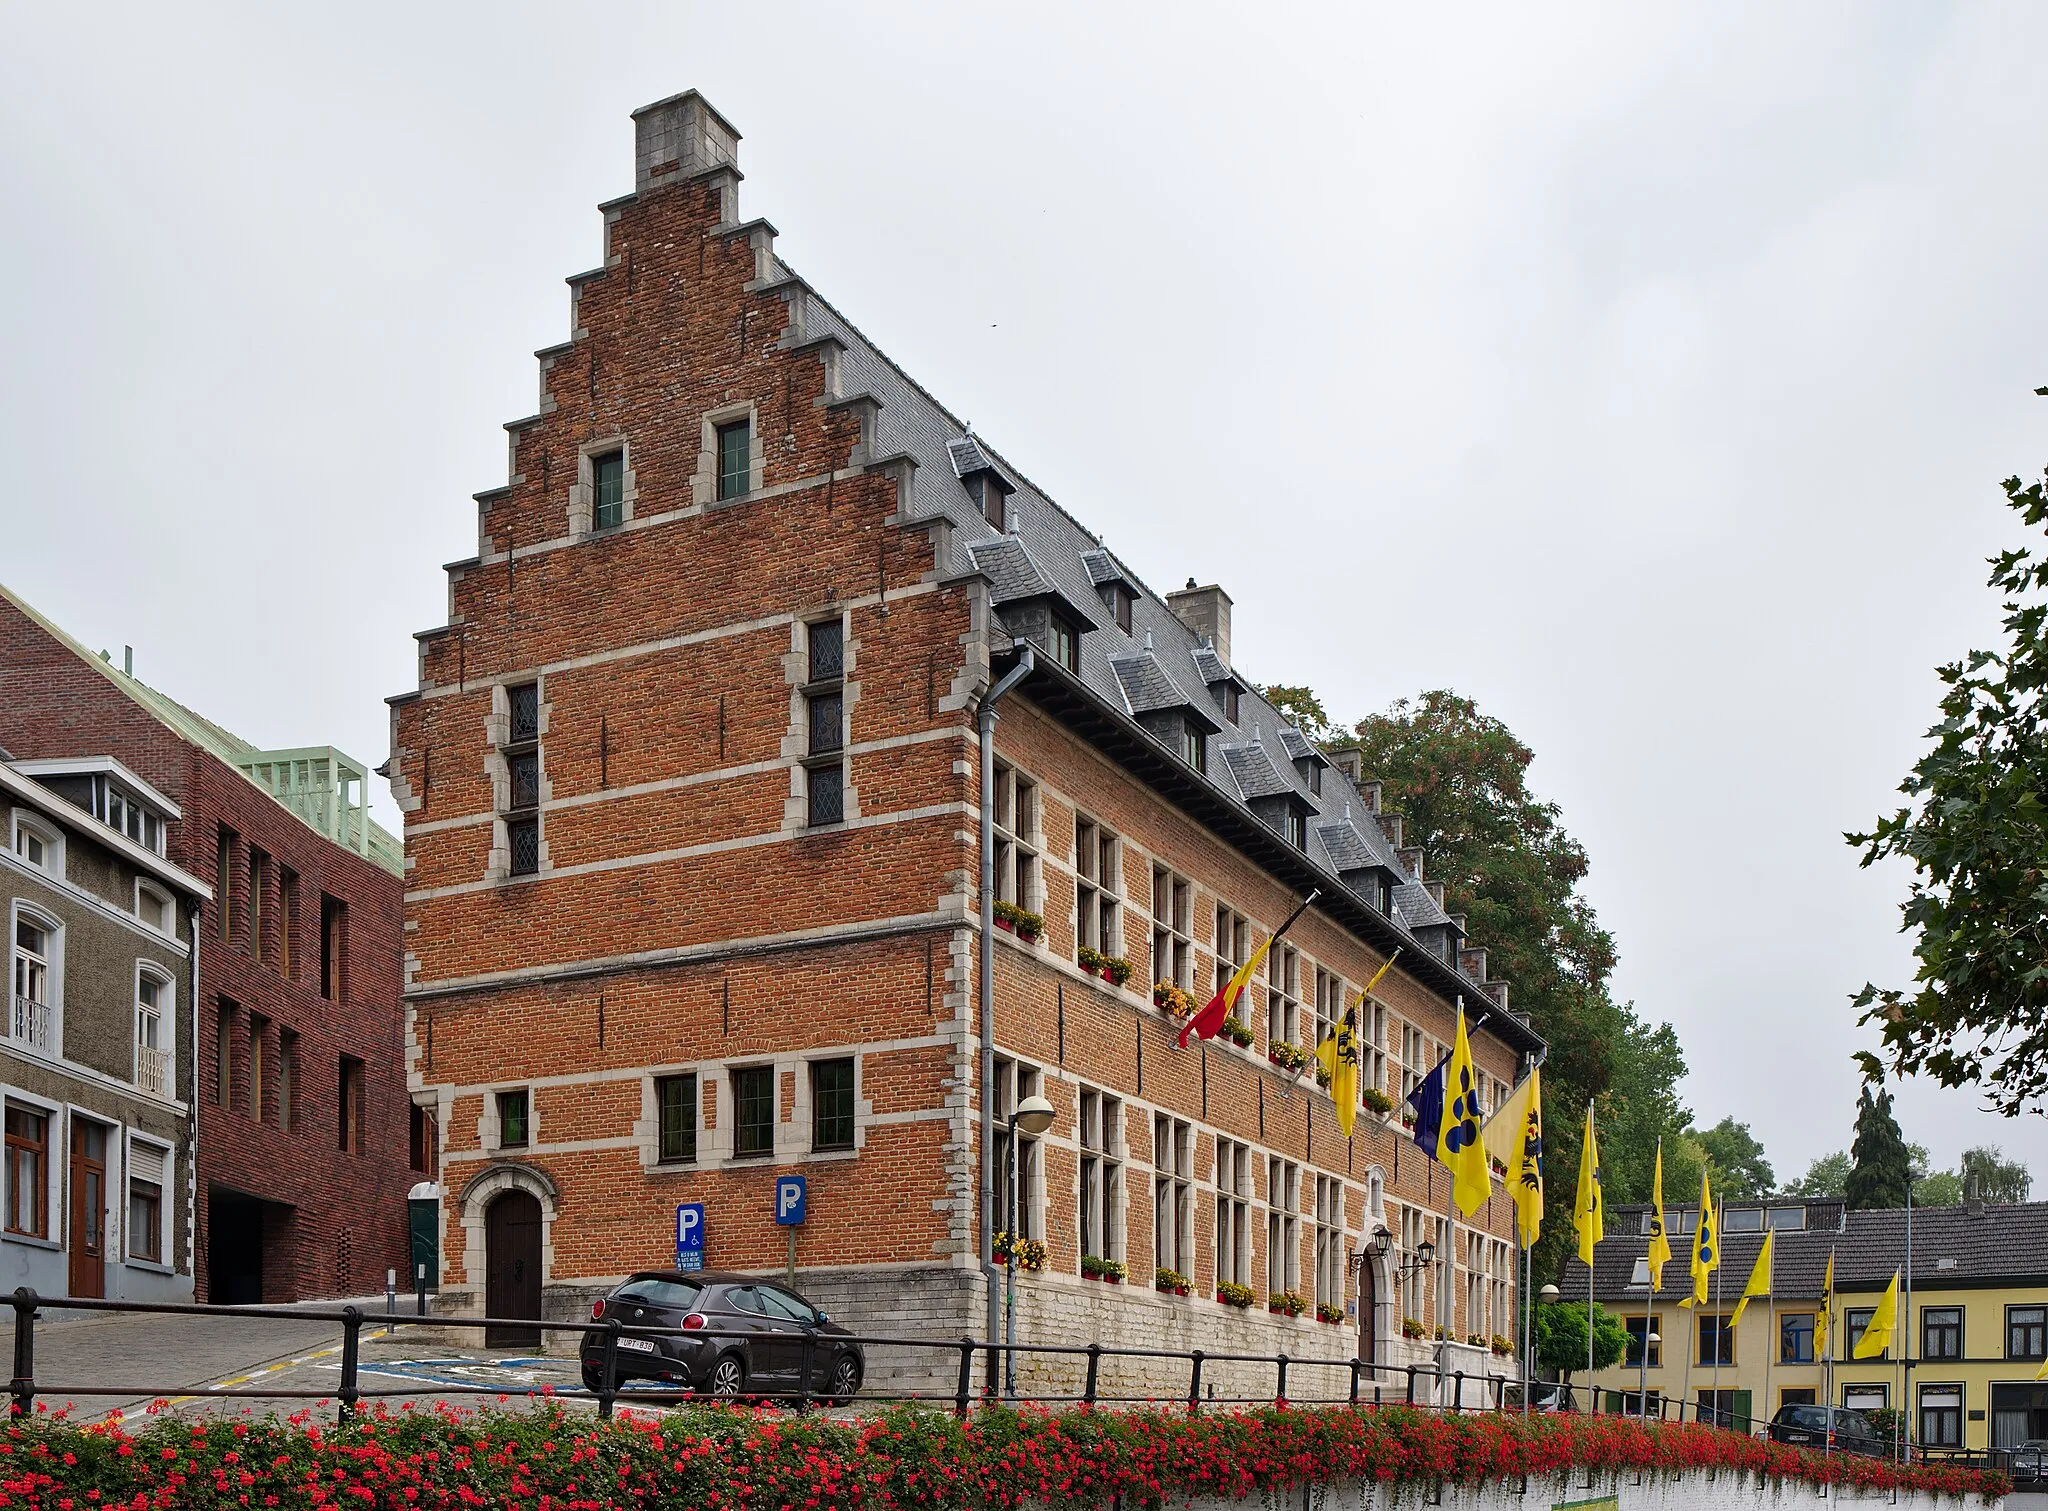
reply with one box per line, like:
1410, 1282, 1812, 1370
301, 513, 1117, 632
1155, 1266, 1193, 1296
1401, 1316, 1426, 1340
1152, 982, 1196, 1018
1081, 1256, 1127, 1284
1216, 1280, 1255, 1310
1221, 1015, 1254, 1048
1362, 1087, 1395, 1117
1268, 1290, 1309, 1319
1267, 1041, 1310, 1075
992, 900, 1044, 942
1316, 1303, 1346, 1325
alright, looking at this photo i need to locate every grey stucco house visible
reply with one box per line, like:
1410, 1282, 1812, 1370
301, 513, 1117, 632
4, 753, 209, 1300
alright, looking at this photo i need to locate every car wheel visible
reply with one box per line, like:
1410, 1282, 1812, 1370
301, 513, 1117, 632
707, 1354, 746, 1399
829, 1354, 862, 1406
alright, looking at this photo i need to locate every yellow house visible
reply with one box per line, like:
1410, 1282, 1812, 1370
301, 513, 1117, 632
1561, 1197, 2048, 1453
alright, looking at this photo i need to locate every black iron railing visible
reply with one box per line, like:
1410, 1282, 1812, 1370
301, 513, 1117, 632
4, 1288, 1518, 1424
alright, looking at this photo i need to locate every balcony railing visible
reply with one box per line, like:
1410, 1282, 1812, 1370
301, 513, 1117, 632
10, 995, 52, 1054
137, 1044, 173, 1097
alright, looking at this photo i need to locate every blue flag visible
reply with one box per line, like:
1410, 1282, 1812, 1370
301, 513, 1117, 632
1406, 1052, 1449, 1158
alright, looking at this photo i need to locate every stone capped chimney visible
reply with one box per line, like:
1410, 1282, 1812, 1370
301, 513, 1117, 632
633, 90, 740, 192
1167, 580, 1232, 669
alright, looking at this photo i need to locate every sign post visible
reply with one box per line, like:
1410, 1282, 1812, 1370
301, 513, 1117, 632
675, 1202, 705, 1272
775, 1176, 807, 1288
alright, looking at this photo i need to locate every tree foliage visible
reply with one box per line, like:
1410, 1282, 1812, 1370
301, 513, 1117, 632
1783, 1150, 1853, 1198
1845, 1086, 1911, 1210
1959, 1144, 2033, 1203
1256, 684, 1347, 747
1693, 1117, 1775, 1201
1848, 414, 2048, 1116
1534, 1301, 1631, 1379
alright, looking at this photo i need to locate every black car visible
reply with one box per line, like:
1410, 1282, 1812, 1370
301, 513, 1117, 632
2004, 1440, 2048, 1484
1767, 1404, 1890, 1458
578, 1271, 863, 1403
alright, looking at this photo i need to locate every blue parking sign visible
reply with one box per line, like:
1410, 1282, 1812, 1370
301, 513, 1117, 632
774, 1175, 806, 1226
675, 1202, 705, 1271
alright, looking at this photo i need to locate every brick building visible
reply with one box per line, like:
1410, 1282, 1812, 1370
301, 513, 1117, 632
0, 586, 419, 1302
390, 90, 1540, 1396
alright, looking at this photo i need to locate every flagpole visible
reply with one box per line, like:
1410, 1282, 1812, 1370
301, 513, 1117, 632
1763, 1267, 1775, 1438
1585, 1100, 1595, 1406
1682, 1301, 1695, 1424
1711, 1235, 1723, 1428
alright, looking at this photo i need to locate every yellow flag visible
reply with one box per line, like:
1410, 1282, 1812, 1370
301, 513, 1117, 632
1482, 1067, 1544, 1248
1728, 1230, 1774, 1331
1437, 1007, 1493, 1218
1646, 1142, 1672, 1291
2036, 1353, 2048, 1383
1315, 1005, 1362, 1139
1817, 1249, 1834, 1361
1682, 1170, 1717, 1308
1853, 1270, 1899, 1359
1572, 1101, 1603, 1266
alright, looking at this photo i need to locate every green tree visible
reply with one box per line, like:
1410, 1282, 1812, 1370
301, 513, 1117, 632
1845, 1086, 1911, 1209
1534, 1301, 1630, 1380
1848, 408, 2048, 1116
1913, 1170, 1964, 1207
1600, 1015, 1703, 1208
1959, 1144, 2033, 1203
1783, 1150, 1851, 1198
1693, 1117, 1775, 1201
1257, 684, 1346, 747
1345, 691, 1630, 1286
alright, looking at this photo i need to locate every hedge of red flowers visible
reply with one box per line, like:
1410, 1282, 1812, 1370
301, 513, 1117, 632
0, 1400, 2008, 1509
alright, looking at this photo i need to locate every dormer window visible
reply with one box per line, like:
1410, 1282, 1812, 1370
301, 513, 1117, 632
1309, 764, 1322, 797
977, 475, 1007, 531
100, 783, 164, 854
1048, 615, 1079, 675
1181, 724, 1205, 772
1283, 808, 1306, 849
1098, 583, 1134, 635
1225, 686, 1241, 724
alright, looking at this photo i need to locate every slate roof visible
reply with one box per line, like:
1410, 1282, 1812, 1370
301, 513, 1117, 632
1079, 548, 1135, 590
1561, 1201, 2048, 1298
1314, 818, 1386, 876
1277, 726, 1326, 768
784, 270, 1500, 1022
1220, 739, 1298, 801
967, 536, 1056, 604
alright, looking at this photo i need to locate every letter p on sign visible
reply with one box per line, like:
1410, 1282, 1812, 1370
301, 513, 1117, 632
775, 1175, 807, 1226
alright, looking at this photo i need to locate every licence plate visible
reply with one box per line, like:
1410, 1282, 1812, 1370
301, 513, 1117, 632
619, 1338, 658, 1353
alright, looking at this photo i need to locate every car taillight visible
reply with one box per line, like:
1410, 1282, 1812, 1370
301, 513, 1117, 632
1826, 1431, 1836, 1448
591, 1301, 606, 1321
682, 1313, 707, 1330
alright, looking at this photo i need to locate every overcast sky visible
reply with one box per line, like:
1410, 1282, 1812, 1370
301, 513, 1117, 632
5, 3, 2045, 1187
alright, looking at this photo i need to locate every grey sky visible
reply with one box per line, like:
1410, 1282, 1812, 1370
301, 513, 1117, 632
5, 3, 2045, 1186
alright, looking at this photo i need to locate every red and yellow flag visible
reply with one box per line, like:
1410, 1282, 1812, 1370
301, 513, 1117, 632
1179, 893, 1316, 1049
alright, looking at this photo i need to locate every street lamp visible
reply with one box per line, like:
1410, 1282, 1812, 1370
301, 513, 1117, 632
1003, 1093, 1055, 1397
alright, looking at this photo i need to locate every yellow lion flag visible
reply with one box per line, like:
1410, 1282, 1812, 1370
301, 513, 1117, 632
1728, 1230, 1774, 1331
1437, 1007, 1493, 1218
1646, 1141, 1672, 1291
1482, 1067, 1543, 1248
1854, 1271, 1900, 1360
1315, 1006, 1361, 1138
1572, 1101, 1602, 1266
1681, 1170, 1717, 1309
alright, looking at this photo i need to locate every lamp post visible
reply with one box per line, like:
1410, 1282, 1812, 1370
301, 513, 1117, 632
1538, 1283, 1561, 1411
1003, 1092, 1055, 1398
1902, 1162, 1925, 1465
1629, 1254, 1656, 1419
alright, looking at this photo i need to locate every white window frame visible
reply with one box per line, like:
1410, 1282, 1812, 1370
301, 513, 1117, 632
1073, 814, 1122, 958
8, 902, 62, 1059
992, 1056, 1045, 1243
133, 879, 176, 937
1, 1089, 61, 1248
1215, 1137, 1252, 1288
1077, 1086, 1124, 1266
134, 962, 176, 1099
9, 814, 62, 877
1266, 1155, 1301, 1298
1268, 944, 1301, 1048
1152, 1112, 1193, 1277
992, 763, 1039, 912
1313, 1174, 1346, 1310
1150, 864, 1193, 990
481, 1083, 538, 1153
123, 1130, 174, 1270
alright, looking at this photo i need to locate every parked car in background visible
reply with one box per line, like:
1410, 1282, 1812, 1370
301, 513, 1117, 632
577, 1271, 863, 1404
2004, 1440, 2048, 1484
1767, 1404, 1889, 1458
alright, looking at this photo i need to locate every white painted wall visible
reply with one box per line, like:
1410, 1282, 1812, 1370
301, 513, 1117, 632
1172, 1473, 1994, 1510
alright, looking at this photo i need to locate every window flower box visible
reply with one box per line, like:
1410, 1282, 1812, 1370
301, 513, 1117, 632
992, 1232, 1046, 1272
1155, 1267, 1192, 1296
1081, 1255, 1126, 1283
1316, 1303, 1346, 1325
1401, 1316, 1426, 1340
1217, 1281, 1255, 1310
1152, 982, 1196, 1018
1268, 1290, 1308, 1319
1221, 1015, 1254, 1048
1362, 1087, 1395, 1117
1267, 1041, 1310, 1075
1491, 1334, 1514, 1357
993, 900, 1044, 942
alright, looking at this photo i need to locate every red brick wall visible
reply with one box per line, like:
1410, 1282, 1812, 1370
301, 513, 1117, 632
390, 117, 1524, 1357
0, 594, 414, 1300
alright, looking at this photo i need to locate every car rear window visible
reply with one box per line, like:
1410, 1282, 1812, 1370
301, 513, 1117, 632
1781, 1406, 1827, 1428
615, 1278, 704, 1310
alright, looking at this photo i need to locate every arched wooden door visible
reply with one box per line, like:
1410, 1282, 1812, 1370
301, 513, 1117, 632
484, 1191, 542, 1348
1357, 1253, 1377, 1365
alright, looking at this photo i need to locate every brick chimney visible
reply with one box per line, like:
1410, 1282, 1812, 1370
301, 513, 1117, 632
1167, 580, 1232, 668
632, 91, 740, 192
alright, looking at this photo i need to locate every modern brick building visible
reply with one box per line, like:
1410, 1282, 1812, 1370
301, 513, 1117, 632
390, 90, 1540, 1396
0, 587, 419, 1302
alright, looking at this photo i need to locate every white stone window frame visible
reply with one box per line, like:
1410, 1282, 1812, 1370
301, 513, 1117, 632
1072, 813, 1122, 959
568, 436, 639, 537
693, 401, 765, 508
636, 1066, 707, 1173
1265, 1154, 1302, 1298
485, 679, 551, 884
134, 878, 175, 938
8, 900, 63, 1060
8, 813, 62, 878
479, 1083, 538, 1155
0, 1087, 62, 1249
795, 1052, 865, 1159
133, 959, 176, 1099
122, 1128, 175, 1272
1075, 1084, 1126, 1269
